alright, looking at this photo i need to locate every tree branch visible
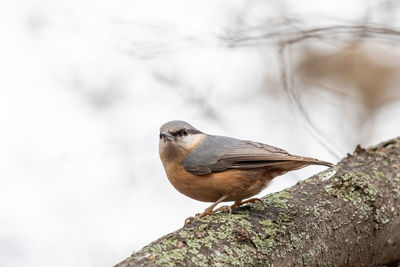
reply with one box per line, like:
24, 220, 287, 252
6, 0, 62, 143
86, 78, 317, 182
116, 137, 400, 266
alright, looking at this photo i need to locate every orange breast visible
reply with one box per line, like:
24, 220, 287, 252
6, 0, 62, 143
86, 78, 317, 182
162, 161, 276, 202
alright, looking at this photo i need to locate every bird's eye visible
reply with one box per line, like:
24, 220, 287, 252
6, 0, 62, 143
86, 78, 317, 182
159, 133, 162, 139
183, 129, 188, 136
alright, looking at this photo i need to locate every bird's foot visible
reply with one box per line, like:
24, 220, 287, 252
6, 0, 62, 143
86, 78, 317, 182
213, 205, 232, 214
184, 205, 232, 226
184, 216, 197, 226
184, 209, 211, 226
231, 198, 264, 209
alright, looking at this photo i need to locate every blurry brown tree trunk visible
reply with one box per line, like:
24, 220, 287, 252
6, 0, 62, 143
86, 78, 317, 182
116, 137, 400, 266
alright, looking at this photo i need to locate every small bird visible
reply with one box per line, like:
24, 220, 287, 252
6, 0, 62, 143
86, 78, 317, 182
159, 120, 333, 225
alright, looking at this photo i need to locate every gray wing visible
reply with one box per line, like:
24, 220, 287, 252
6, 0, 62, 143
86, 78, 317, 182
182, 135, 304, 175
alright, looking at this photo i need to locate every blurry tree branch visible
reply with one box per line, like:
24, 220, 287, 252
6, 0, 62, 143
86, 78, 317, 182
153, 72, 221, 122
224, 24, 400, 47
239, 24, 400, 159
115, 137, 400, 266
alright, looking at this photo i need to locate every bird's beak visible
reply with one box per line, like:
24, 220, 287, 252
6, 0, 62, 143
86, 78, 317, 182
160, 132, 174, 141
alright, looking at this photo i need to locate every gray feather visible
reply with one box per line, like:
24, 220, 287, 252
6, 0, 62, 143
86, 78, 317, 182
182, 135, 241, 175
182, 135, 301, 175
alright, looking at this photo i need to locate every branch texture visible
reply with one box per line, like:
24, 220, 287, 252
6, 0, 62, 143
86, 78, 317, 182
116, 137, 400, 266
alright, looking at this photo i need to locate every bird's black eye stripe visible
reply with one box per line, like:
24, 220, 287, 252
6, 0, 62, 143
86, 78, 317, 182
169, 129, 201, 137
168, 129, 189, 137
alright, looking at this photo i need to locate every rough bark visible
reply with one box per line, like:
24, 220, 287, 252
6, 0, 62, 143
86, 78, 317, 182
116, 137, 400, 266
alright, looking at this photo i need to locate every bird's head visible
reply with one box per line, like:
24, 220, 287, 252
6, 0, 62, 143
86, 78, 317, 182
159, 120, 204, 161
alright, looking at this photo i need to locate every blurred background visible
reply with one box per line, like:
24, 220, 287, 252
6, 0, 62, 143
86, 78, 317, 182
1, 0, 400, 266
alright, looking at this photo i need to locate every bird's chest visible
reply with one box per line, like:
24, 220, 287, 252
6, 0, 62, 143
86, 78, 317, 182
161, 159, 211, 200
161, 153, 223, 199
160, 158, 270, 202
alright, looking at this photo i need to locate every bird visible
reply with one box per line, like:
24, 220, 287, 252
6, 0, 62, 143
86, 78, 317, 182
158, 120, 333, 225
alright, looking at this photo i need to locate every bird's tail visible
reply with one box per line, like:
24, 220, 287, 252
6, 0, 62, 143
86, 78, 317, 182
296, 156, 334, 167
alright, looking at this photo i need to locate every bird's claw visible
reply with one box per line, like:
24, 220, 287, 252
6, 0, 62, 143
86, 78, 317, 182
213, 205, 232, 214
184, 216, 196, 226
184, 205, 232, 226
251, 198, 265, 207
231, 198, 265, 209
184, 212, 206, 226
